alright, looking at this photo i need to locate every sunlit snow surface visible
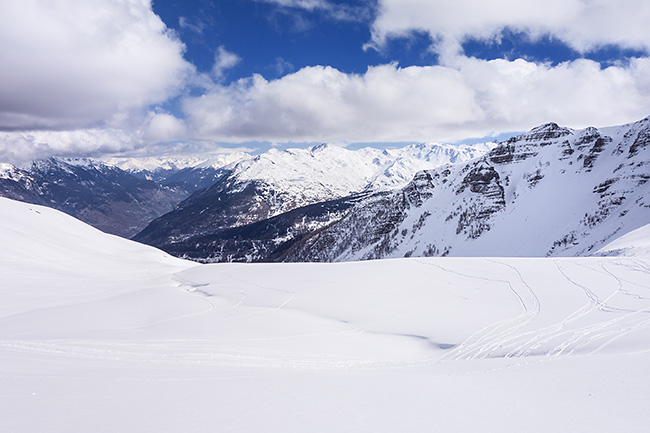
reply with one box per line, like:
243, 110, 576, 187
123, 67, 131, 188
2, 197, 650, 432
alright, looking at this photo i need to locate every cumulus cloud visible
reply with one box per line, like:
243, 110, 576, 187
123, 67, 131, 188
177, 0, 650, 144
212, 46, 241, 81
0, 129, 141, 165
0, 125, 260, 165
180, 57, 650, 143
4, 0, 650, 163
0, 0, 193, 131
369, 0, 650, 54
143, 112, 187, 143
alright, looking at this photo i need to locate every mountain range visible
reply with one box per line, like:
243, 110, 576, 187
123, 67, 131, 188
2, 116, 648, 262
134, 116, 650, 262
132, 142, 493, 261
284, 118, 650, 261
0, 158, 190, 237
0, 142, 490, 242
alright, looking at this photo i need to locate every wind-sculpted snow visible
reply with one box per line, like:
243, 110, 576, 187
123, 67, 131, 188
285, 117, 650, 261
2, 197, 650, 432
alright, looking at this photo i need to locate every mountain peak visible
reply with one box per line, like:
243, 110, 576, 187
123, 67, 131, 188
525, 122, 573, 139
532, 122, 560, 131
310, 143, 330, 153
502, 122, 573, 148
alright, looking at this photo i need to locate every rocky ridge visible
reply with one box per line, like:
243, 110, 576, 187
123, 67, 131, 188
282, 117, 650, 261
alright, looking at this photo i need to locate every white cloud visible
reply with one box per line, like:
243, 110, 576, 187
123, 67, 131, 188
143, 112, 187, 143
258, 0, 373, 22
181, 58, 650, 143
369, 0, 650, 54
260, 0, 329, 11
0, 0, 193, 131
0, 129, 141, 165
272, 57, 295, 76
178, 16, 206, 34
176, 0, 650, 145
3, 0, 650, 164
212, 46, 241, 81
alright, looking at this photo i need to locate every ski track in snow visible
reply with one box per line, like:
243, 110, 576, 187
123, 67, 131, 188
2, 256, 650, 372
412, 258, 539, 362
413, 257, 650, 364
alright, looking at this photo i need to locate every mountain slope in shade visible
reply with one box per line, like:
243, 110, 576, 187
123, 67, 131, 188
155, 193, 370, 263
134, 142, 493, 258
2, 196, 650, 433
0, 157, 188, 237
283, 117, 650, 261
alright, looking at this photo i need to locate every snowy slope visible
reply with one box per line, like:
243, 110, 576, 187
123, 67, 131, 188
366, 142, 495, 190
285, 117, 650, 261
104, 143, 490, 194
2, 196, 650, 432
595, 222, 650, 256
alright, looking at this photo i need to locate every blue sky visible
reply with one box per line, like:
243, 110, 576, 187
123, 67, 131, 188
1, 0, 650, 162
153, 0, 646, 80
153, 0, 436, 80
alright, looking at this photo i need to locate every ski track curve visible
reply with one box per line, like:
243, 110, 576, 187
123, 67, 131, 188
2, 257, 649, 371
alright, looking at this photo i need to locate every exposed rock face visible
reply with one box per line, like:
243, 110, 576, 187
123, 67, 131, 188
489, 123, 573, 165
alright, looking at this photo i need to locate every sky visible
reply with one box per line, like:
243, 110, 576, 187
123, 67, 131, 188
1, 0, 650, 163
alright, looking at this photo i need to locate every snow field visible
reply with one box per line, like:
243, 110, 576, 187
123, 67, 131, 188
2, 196, 650, 432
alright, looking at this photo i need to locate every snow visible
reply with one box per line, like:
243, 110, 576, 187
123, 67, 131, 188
103, 153, 248, 173
0, 162, 26, 181
2, 196, 650, 432
301, 118, 650, 261
202, 142, 495, 222
225, 142, 494, 197
595, 222, 650, 256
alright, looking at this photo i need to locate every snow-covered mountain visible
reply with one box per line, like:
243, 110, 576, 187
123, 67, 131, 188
104, 153, 249, 190
283, 117, 650, 261
0, 157, 188, 237
3, 195, 650, 432
133, 142, 493, 259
